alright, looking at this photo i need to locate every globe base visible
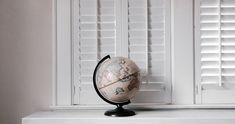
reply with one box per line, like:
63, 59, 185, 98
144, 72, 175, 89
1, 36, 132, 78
104, 105, 135, 117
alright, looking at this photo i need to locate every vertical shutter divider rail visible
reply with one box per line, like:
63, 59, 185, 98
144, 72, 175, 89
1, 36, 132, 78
218, 0, 222, 87
145, 0, 149, 84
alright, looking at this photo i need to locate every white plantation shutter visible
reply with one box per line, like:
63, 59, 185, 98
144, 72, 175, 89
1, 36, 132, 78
127, 0, 171, 103
73, 0, 116, 105
195, 0, 235, 104
68, 0, 171, 105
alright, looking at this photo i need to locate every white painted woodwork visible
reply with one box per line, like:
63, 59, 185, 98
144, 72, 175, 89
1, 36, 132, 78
56, 0, 172, 106
72, 0, 117, 105
23, 109, 235, 124
195, 0, 235, 104
56, 0, 72, 106
171, 0, 194, 104
55, 0, 235, 107
127, 0, 172, 104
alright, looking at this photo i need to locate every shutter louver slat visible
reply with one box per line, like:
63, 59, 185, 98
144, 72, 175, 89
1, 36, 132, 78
197, 0, 235, 104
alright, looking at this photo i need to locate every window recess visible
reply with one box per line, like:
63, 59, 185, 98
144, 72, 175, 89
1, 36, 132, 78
56, 0, 198, 107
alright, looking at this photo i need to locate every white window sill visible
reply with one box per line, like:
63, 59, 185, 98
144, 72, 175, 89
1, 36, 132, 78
23, 109, 235, 124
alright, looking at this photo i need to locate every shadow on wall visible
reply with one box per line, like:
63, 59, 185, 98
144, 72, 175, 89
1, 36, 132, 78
0, 0, 53, 124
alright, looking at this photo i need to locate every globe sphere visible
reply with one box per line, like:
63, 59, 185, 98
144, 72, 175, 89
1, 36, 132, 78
95, 56, 141, 103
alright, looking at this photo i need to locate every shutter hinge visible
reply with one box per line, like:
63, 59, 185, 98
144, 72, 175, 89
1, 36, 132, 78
195, 84, 202, 95
163, 86, 166, 91
73, 85, 76, 96
73, 85, 81, 96
195, 84, 199, 95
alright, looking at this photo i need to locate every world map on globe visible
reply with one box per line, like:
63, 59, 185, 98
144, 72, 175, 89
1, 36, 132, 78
95, 57, 141, 103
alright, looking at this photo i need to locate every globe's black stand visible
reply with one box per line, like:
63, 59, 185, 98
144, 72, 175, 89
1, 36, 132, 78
105, 104, 135, 117
93, 55, 136, 117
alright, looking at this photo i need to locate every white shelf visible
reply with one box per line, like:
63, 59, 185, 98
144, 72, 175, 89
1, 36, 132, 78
23, 109, 235, 124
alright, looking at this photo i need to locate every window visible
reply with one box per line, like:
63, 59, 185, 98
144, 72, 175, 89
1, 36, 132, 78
55, 0, 172, 106
55, 0, 235, 108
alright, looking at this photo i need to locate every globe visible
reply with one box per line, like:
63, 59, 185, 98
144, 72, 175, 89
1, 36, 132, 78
93, 55, 141, 116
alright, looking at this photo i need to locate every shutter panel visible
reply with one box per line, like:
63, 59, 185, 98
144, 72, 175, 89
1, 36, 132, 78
72, 0, 171, 105
73, 0, 116, 105
196, 0, 235, 104
127, 0, 171, 104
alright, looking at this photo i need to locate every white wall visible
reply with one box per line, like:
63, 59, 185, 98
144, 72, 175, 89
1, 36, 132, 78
0, 0, 52, 124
